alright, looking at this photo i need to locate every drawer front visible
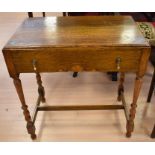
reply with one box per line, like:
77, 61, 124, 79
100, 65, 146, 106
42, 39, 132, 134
11, 47, 142, 73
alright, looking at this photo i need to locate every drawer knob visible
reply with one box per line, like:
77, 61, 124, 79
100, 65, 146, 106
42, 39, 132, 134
32, 59, 37, 71
116, 57, 121, 70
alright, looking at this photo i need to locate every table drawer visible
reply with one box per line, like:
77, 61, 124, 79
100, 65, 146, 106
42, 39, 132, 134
11, 47, 142, 73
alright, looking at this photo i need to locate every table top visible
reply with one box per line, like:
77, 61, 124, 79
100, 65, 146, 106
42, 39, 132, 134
4, 16, 149, 49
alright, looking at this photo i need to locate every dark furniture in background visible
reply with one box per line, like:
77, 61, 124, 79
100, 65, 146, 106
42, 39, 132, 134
28, 12, 45, 18
148, 53, 155, 138
120, 12, 155, 22
67, 12, 114, 16
147, 67, 155, 102
147, 52, 155, 102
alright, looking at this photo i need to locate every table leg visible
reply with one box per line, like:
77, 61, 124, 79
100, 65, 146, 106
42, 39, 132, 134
36, 72, 46, 103
126, 76, 142, 137
151, 125, 155, 138
13, 75, 36, 139
117, 73, 125, 101
147, 68, 155, 103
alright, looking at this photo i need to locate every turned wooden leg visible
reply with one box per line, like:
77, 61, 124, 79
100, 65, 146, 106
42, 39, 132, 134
13, 75, 36, 139
151, 124, 155, 138
36, 72, 46, 103
147, 68, 155, 103
126, 76, 142, 137
117, 73, 125, 101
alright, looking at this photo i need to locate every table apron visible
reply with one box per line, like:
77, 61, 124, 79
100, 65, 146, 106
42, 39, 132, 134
10, 48, 142, 73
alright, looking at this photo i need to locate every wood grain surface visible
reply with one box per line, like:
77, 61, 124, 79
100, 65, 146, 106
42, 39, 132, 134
4, 16, 149, 49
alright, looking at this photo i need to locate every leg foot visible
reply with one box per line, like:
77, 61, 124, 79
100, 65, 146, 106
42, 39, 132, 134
126, 120, 134, 137
126, 132, 131, 138
31, 134, 37, 140
27, 122, 37, 140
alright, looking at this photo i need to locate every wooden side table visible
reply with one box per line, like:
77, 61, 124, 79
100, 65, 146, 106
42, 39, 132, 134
2, 16, 150, 139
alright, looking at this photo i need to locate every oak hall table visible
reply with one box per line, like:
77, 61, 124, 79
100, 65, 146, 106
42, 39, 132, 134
3, 16, 150, 139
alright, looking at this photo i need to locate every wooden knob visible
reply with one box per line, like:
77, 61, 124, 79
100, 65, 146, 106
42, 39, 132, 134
116, 57, 121, 70
32, 59, 37, 71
